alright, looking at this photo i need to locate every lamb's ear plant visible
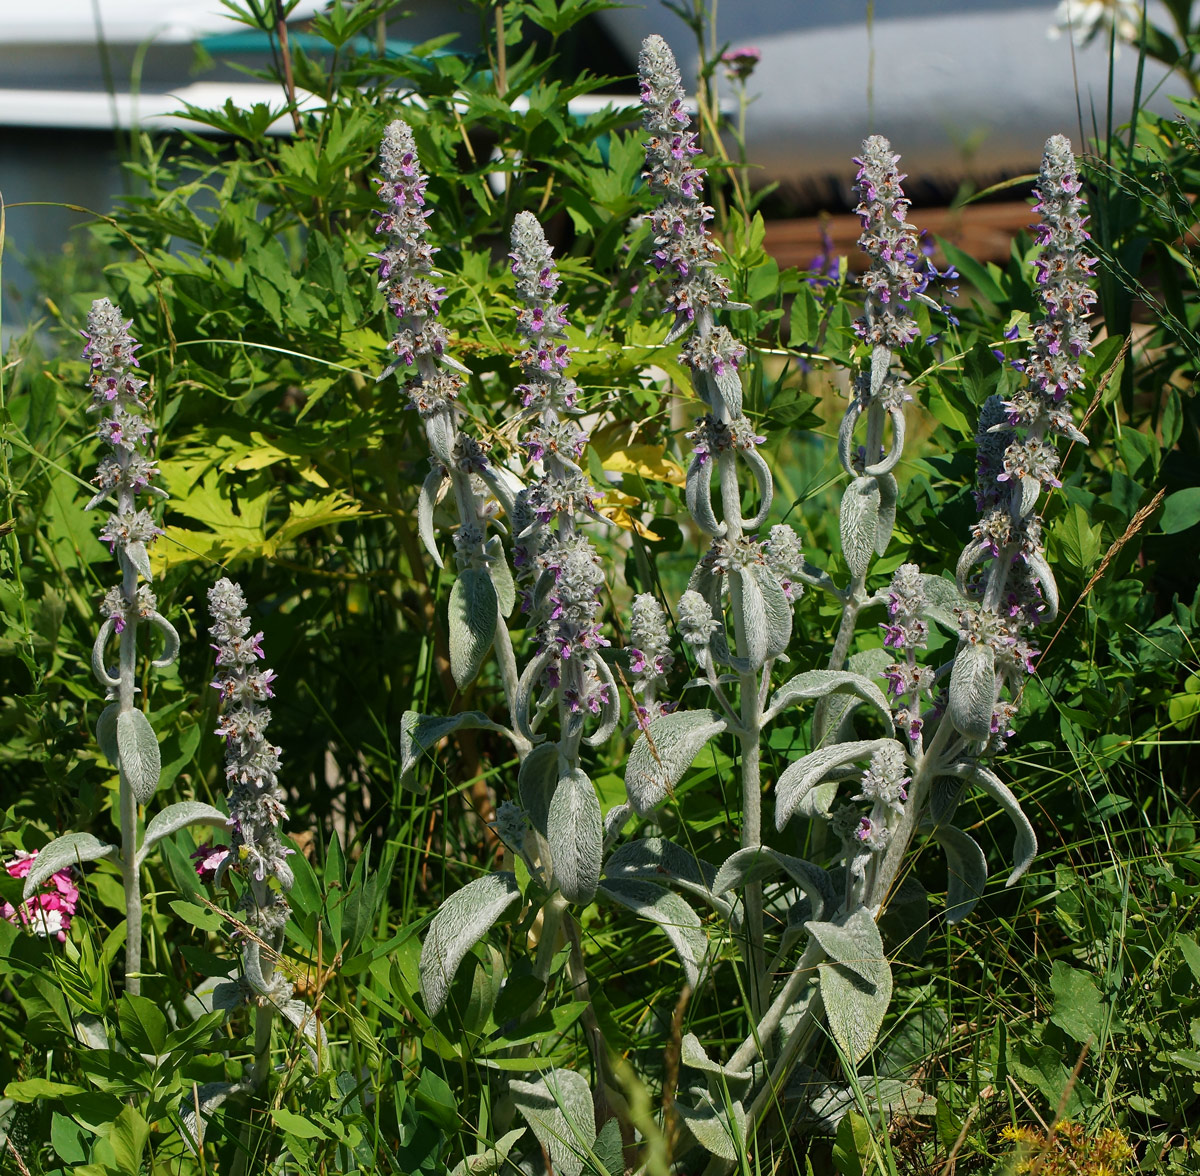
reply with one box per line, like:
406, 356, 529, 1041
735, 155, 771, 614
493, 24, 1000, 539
394, 36, 1097, 1173
21, 298, 225, 996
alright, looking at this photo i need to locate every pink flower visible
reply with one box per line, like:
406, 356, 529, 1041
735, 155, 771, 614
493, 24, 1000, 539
2, 850, 78, 942
192, 843, 231, 883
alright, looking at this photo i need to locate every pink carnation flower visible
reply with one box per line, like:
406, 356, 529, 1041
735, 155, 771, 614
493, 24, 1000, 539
2, 850, 79, 942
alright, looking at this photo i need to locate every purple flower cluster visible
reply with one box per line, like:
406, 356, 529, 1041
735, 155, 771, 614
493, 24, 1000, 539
638, 34, 734, 339
953, 137, 1093, 748
627, 593, 674, 722
374, 120, 453, 387
853, 137, 924, 351
880, 564, 936, 743
208, 578, 292, 943
509, 213, 613, 721
82, 300, 167, 603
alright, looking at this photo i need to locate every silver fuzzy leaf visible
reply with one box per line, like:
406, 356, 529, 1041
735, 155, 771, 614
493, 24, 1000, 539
599, 877, 709, 986
419, 872, 520, 1015
604, 836, 732, 921
117, 708, 162, 804
747, 563, 791, 660
766, 668, 894, 731
21, 831, 116, 901
775, 738, 903, 829
548, 769, 603, 904
486, 536, 516, 618
418, 468, 446, 568
943, 760, 1037, 884
399, 709, 507, 786
875, 471, 898, 556
730, 566, 768, 670
813, 906, 892, 1064
624, 709, 728, 815
448, 568, 498, 690
675, 1087, 747, 1161
509, 1069, 596, 1176
713, 845, 835, 921
947, 642, 997, 742
839, 476, 881, 578
448, 1129, 527, 1176
136, 801, 228, 868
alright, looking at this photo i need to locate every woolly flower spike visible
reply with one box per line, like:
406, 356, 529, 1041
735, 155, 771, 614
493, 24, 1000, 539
2, 851, 79, 942
639, 34, 732, 338
627, 594, 674, 719
208, 578, 292, 944
678, 589, 719, 647
1007, 134, 1096, 445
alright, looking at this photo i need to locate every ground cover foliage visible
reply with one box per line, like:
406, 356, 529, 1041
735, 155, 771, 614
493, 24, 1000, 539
0, 1, 1198, 1173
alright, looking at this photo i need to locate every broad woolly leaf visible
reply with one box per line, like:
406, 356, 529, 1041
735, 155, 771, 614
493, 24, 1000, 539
814, 648, 895, 748
713, 846, 835, 921
117, 709, 161, 804
929, 824, 988, 923
839, 476, 880, 578
22, 832, 117, 900
624, 709, 727, 815
747, 562, 791, 658
417, 467, 445, 569
766, 669, 893, 732
686, 453, 722, 537
449, 568, 497, 690
519, 741, 558, 835
675, 1088, 747, 1161
510, 1069, 596, 1176
947, 642, 997, 742
125, 539, 153, 581
599, 878, 709, 987
486, 537, 516, 618
419, 872, 520, 1015
775, 739, 900, 829
805, 907, 889, 989
448, 1128, 527, 1176
730, 566, 768, 669
96, 702, 119, 767
603, 837, 732, 920
399, 710, 507, 786
548, 769, 602, 904
136, 801, 228, 867
180, 1081, 245, 1155
712, 364, 743, 418
919, 574, 961, 633
946, 761, 1037, 884
819, 946, 893, 1065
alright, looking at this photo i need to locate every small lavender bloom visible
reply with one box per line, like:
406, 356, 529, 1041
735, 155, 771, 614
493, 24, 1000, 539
880, 563, 928, 651
720, 46, 761, 82
638, 35, 732, 336
853, 136, 923, 350
208, 578, 292, 943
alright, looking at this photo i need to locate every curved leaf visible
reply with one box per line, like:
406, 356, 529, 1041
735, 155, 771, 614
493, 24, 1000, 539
510, 1069, 596, 1176
22, 832, 117, 900
604, 837, 731, 920
775, 739, 900, 829
713, 846, 835, 921
137, 801, 228, 867
945, 761, 1037, 884
548, 769, 602, 905
486, 536, 516, 618
730, 565, 768, 670
399, 710, 507, 786
680, 1033, 752, 1083
449, 1128, 527, 1176
180, 1081, 245, 1154
449, 568, 498, 690
117, 708, 161, 804
418, 467, 446, 569
748, 562, 791, 659
675, 1088, 747, 1161
818, 915, 893, 1065
766, 669, 893, 731
519, 740, 559, 835
805, 906, 889, 988
624, 709, 727, 815
929, 824, 988, 923
920, 573, 962, 633
96, 701, 120, 767
419, 873, 520, 1015
599, 877, 709, 987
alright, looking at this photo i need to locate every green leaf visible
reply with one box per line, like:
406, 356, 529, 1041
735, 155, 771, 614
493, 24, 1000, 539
832, 1109, 871, 1176
170, 899, 224, 932
1161, 487, 1200, 533
6, 1077, 86, 1103
118, 993, 168, 1055
1050, 961, 1119, 1043
415, 1069, 459, 1133
789, 285, 821, 348
116, 708, 161, 804
107, 1104, 150, 1175
271, 1107, 328, 1139
928, 824, 988, 924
